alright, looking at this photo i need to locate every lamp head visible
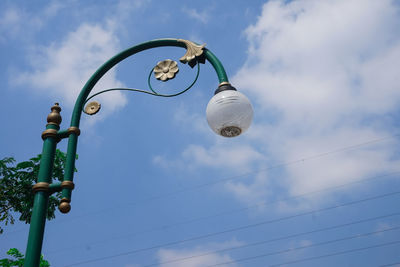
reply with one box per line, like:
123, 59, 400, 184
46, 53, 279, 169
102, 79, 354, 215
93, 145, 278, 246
206, 83, 253, 137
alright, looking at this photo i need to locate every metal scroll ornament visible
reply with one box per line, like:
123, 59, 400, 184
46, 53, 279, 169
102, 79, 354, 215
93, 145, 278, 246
154, 59, 179, 81
83, 39, 206, 116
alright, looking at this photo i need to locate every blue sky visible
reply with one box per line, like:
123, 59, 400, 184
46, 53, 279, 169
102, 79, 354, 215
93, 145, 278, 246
1, 0, 400, 266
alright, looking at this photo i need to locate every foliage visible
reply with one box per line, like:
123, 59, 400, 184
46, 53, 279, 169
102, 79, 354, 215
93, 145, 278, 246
0, 149, 75, 234
0, 248, 50, 267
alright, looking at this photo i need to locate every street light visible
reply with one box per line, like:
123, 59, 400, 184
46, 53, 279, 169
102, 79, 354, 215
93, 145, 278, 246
24, 38, 253, 267
207, 83, 253, 137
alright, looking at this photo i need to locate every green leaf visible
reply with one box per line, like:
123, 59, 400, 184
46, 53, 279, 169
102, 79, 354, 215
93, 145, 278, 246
0, 248, 50, 266
39, 255, 50, 267
6, 248, 23, 259
15, 161, 34, 170
0, 150, 76, 234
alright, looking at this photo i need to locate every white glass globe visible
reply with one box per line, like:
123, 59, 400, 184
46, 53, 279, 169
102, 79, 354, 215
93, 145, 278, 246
206, 90, 253, 137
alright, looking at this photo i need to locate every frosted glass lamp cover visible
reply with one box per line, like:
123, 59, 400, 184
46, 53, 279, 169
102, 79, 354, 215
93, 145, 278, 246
206, 89, 253, 137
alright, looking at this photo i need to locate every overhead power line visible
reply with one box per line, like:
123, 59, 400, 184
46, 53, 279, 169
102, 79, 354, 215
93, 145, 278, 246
62, 190, 400, 266
44, 171, 400, 255
267, 240, 400, 267
4, 134, 398, 236
46, 134, 400, 224
380, 262, 400, 267
205, 226, 400, 267
146, 222, 400, 267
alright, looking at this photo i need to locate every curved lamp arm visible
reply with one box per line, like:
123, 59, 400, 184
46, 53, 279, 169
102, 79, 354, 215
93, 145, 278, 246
72, 38, 228, 127
59, 38, 230, 212
25, 38, 253, 267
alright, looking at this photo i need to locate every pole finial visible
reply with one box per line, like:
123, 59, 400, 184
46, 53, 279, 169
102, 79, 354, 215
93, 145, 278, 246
47, 103, 62, 126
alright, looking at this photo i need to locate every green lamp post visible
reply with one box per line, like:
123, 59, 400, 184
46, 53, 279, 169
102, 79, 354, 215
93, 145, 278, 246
24, 38, 253, 267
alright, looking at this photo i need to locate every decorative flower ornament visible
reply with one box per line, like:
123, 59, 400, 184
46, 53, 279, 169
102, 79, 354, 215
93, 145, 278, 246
154, 59, 179, 81
84, 101, 101, 115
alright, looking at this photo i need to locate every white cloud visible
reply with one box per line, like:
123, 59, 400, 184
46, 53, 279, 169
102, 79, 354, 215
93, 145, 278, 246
11, 0, 153, 125
281, 239, 313, 261
16, 22, 127, 120
157, 240, 241, 267
182, 7, 210, 24
154, 143, 265, 174
154, 140, 271, 205
0, 8, 20, 27
0, 3, 64, 42
173, 104, 209, 135
373, 222, 398, 238
42, 1, 65, 17
224, 171, 270, 207
0, 8, 27, 41
230, 0, 400, 206
163, 0, 400, 209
